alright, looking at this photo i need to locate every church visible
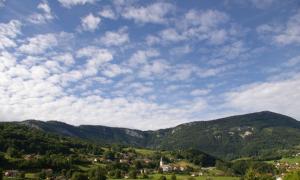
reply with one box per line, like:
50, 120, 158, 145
160, 157, 172, 172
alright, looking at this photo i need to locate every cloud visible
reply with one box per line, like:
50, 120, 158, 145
151, 9, 230, 45
0, 20, 22, 49
77, 46, 114, 76
52, 53, 75, 66
159, 28, 185, 42
19, 33, 58, 55
138, 60, 170, 79
169, 45, 191, 56
99, 6, 117, 19
0, 51, 16, 71
122, 2, 175, 24
28, 1, 54, 24
257, 10, 300, 45
58, 0, 95, 8
0, 49, 210, 129
18, 32, 73, 55
249, 0, 276, 9
184, 9, 229, 28
274, 11, 300, 45
0, 0, 5, 7
99, 28, 129, 46
128, 49, 160, 67
285, 55, 300, 67
190, 89, 211, 96
102, 64, 129, 78
225, 73, 300, 120
80, 13, 101, 32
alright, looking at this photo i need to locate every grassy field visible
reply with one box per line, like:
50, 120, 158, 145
147, 173, 239, 180
267, 156, 300, 164
279, 156, 300, 163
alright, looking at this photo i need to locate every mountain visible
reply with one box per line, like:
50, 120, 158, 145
146, 111, 300, 159
7, 111, 300, 160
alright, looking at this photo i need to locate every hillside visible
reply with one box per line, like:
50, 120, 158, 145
0, 123, 222, 179
12, 111, 300, 159
147, 111, 300, 159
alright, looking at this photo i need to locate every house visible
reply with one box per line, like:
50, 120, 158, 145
119, 159, 129, 163
24, 154, 35, 160
160, 157, 172, 172
143, 158, 151, 164
4, 170, 19, 177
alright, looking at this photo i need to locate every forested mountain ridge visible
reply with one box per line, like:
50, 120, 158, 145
5, 111, 300, 160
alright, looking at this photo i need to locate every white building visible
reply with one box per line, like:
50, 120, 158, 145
160, 157, 172, 172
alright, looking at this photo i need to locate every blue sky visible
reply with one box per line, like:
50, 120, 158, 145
0, 0, 300, 130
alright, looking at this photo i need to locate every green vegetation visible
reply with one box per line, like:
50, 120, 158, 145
18, 111, 300, 160
284, 171, 300, 180
1, 111, 300, 179
0, 122, 238, 179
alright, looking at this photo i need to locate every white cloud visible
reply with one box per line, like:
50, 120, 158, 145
80, 13, 101, 32
225, 73, 300, 120
171, 65, 195, 81
190, 89, 211, 96
257, 10, 300, 45
128, 49, 160, 67
218, 41, 248, 60
274, 11, 300, 45
208, 29, 227, 45
169, 45, 191, 55
0, 20, 22, 38
28, 1, 54, 24
102, 64, 129, 78
155, 9, 230, 45
19, 33, 58, 55
18, 32, 73, 55
146, 35, 161, 45
159, 28, 185, 42
138, 60, 170, 78
0, 51, 16, 71
77, 46, 113, 76
52, 53, 75, 66
99, 28, 129, 46
122, 2, 174, 24
30, 65, 50, 80
0, 20, 22, 49
99, 6, 117, 19
58, 0, 95, 8
285, 55, 300, 67
184, 9, 229, 29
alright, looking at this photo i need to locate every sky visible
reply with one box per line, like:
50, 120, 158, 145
0, 0, 300, 130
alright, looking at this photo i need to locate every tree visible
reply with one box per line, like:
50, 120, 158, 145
244, 168, 257, 180
89, 167, 107, 180
6, 147, 21, 158
71, 172, 88, 180
128, 169, 137, 179
0, 153, 8, 167
0, 168, 3, 180
114, 169, 121, 179
284, 171, 300, 180
158, 175, 167, 180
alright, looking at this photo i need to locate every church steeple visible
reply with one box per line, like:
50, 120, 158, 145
160, 157, 163, 167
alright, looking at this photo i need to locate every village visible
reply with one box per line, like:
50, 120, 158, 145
2, 148, 220, 179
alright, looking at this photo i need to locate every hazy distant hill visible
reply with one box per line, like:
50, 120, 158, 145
10, 111, 300, 159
